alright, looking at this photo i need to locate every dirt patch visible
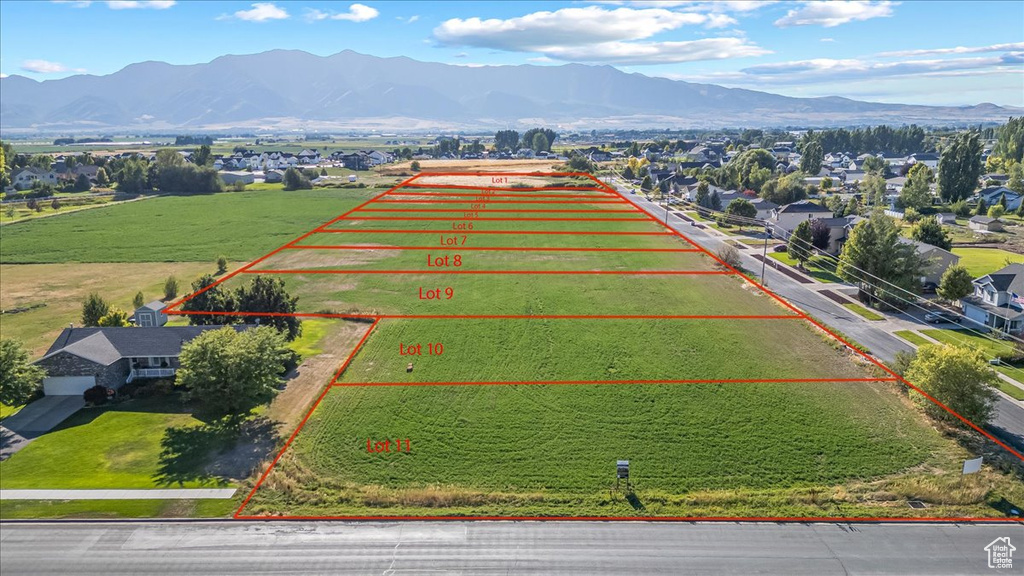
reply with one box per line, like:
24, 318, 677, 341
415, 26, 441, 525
256, 248, 395, 270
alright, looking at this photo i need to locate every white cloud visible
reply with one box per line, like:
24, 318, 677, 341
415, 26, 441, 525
20, 59, 86, 74
775, 1, 895, 28
0, 73, 8, 79
819, 37, 835, 42
542, 38, 769, 64
406, 15, 420, 23
106, 1, 175, 9
877, 42, 1024, 58
307, 3, 379, 22
227, 2, 289, 22
593, 1, 776, 12
51, 1, 94, 7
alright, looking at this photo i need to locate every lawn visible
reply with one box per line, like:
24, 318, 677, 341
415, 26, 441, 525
894, 330, 932, 347
951, 247, 1024, 278
0, 402, 23, 420
0, 499, 236, 520
0, 396, 230, 490
842, 302, 885, 321
767, 252, 844, 283
919, 329, 1017, 359
0, 188, 376, 263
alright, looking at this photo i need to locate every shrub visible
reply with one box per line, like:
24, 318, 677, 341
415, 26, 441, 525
715, 245, 742, 270
411, 160, 421, 172
164, 276, 179, 300
216, 256, 228, 275
83, 384, 109, 405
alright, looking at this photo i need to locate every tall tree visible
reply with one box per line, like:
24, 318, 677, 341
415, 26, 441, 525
181, 275, 236, 325
938, 131, 983, 202
97, 307, 131, 327
799, 140, 823, 175
235, 275, 301, 340
788, 220, 814, 267
937, 264, 974, 304
531, 132, 550, 153
193, 144, 212, 167
992, 116, 1024, 163
809, 218, 832, 250
899, 162, 933, 210
905, 344, 998, 426
910, 216, 952, 250
81, 293, 110, 327
837, 210, 922, 307
177, 326, 288, 417
0, 339, 45, 406
724, 198, 757, 228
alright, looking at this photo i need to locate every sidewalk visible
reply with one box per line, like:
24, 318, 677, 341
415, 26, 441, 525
0, 488, 237, 500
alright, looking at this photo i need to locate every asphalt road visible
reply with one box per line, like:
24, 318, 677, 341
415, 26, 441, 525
616, 186, 1024, 451
1, 520, 1021, 575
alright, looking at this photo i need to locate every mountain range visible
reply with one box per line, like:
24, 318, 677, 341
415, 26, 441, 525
0, 49, 1018, 133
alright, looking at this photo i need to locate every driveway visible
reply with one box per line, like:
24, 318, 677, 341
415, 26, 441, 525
0, 395, 85, 460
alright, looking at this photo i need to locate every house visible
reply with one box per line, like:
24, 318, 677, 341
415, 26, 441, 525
264, 170, 283, 183
34, 325, 251, 396
581, 147, 612, 162
131, 301, 167, 327
981, 173, 1009, 185
749, 198, 779, 221
969, 215, 1004, 232
961, 263, 1024, 334
10, 167, 59, 191
977, 186, 1022, 211
297, 149, 320, 164
898, 238, 960, 286
768, 201, 834, 235
908, 152, 940, 169
936, 213, 958, 226
72, 164, 100, 182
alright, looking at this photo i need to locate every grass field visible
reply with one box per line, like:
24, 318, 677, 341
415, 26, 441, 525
952, 247, 1024, 278
842, 302, 885, 321
894, 330, 932, 347
767, 252, 844, 283
0, 499, 236, 520
0, 396, 230, 490
920, 328, 1017, 359
0, 188, 376, 263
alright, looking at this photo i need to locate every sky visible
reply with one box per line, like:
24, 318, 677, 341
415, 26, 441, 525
0, 0, 1021, 107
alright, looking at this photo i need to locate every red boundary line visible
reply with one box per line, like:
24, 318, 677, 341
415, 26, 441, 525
374, 199, 629, 204
209, 171, 1024, 522
340, 216, 651, 222
332, 377, 900, 388
353, 208, 643, 214
286, 246, 703, 253
388, 192, 617, 199
313, 229, 675, 236
240, 270, 736, 276
171, 311, 802, 320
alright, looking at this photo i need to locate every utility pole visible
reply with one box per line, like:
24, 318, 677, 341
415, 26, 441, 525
761, 223, 770, 288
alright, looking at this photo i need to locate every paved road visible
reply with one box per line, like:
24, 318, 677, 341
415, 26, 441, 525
614, 184, 1024, 451
1, 520, 1020, 575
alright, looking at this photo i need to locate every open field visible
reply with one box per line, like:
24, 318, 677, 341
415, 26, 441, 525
0, 262, 223, 355
0, 188, 376, 263
952, 247, 1024, 278
380, 159, 559, 176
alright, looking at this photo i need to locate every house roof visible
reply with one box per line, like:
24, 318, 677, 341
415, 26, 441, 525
911, 153, 940, 161
970, 215, 1000, 224
138, 300, 165, 312
776, 201, 832, 214
40, 325, 251, 366
974, 263, 1024, 291
897, 237, 958, 259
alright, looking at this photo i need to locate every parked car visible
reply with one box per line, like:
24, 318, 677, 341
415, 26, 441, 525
921, 282, 938, 294
924, 311, 961, 324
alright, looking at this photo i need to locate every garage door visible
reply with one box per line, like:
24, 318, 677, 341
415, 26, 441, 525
43, 376, 95, 396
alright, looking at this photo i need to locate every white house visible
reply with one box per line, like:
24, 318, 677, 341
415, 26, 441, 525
10, 167, 59, 191
220, 171, 255, 185
768, 201, 834, 235
908, 152, 940, 170
961, 263, 1024, 334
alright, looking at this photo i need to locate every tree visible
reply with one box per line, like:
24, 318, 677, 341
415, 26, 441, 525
235, 275, 301, 340
988, 205, 1006, 219
937, 264, 974, 304
531, 132, 550, 154
844, 196, 861, 216
975, 197, 988, 216
760, 172, 808, 205
217, 256, 228, 275
50, 198, 61, 211
410, 160, 421, 172
81, 293, 110, 327
282, 167, 312, 191
520, 128, 557, 152
95, 167, 109, 187
97, 307, 131, 327
193, 144, 212, 167
622, 164, 635, 180
938, 131, 983, 202
799, 140, 823, 175
724, 198, 757, 227
708, 191, 722, 212
695, 180, 710, 206
1009, 161, 1024, 194
992, 116, 1024, 163
73, 172, 92, 192
809, 218, 831, 250
788, 220, 814, 267
180, 274, 236, 325
904, 344, 998, 426
164, 276, 179, 300
117, 157, 148, 193
860, 155, 886, 175
910, 216, 952, 250
860, 173, 886, 208
820, 175, 833, 193
177, 326, 288, 417
899, 163, 933, 210
640, 174, 653, 192
26, 198, 38, 211
0, 339, 45, 406
133, 291, 145, 309
493, 130, 520, 151
729, 148, 775, 191
837, 210, 923, 307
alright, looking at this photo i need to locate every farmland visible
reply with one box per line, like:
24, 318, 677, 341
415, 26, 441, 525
230, 174, 1024, 519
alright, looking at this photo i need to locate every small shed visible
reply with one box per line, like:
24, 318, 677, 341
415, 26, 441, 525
969, 216, 1004, 232
133, 301, 168, 327
936, 213, 958, 226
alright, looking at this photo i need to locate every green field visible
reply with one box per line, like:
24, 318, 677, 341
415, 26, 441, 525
237, 179, 1024, 519
952, 247, 1024, 278
894, 330, 932, 347
0, 188, 378, 263
842, 302, 885, 321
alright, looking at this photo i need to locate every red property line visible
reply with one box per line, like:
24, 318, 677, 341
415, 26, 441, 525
162, 174, 422, 313
401, 184, 605, 192
587, 173, 1024, 463
347, 216, 649, 222
354, 208, 643, 214
242, 269, 735, 276
234, 318, 380, 519
332, 377, 899, 388
286, 245, 703, 253
315, 229, 675, 236
387, 192, 617, 199
415, 171, 594, 177
374, 199, 629, 204
166, 310, 802, 320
